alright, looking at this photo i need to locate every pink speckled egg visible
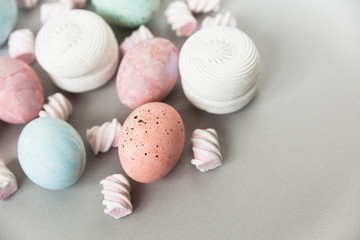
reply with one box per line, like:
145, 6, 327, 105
0, 58, 44, 124
116, 38, 179, 109
119, 102, 185, 183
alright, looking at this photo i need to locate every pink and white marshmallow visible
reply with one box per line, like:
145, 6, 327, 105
60, 0, 87, 9
191, 128, 222, 172
8, 29, 35, 64
100, 174, 132, 219
0, 159, 17, 200
40, 2, 72, 24
202, 12, 237, 29
120, 25, 154, 56
16, 0, 39, 9
187, 0, 220, 14
39, 93, 72, 121
86, 118, 122, 155
165, 1, 197, 37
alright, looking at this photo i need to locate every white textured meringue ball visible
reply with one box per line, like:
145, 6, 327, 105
35, 10, 119, 93
179, 27, 261, 114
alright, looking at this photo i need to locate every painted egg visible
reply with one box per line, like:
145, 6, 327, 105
92, 0, 160, 28
0, 58, 44, 124
18, 117, 86, 190
119, 102, 185, 183
116, 38, 179, 109
0, 0, 17, 46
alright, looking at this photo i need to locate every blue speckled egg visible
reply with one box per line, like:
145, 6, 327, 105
0, 0, 18, 46
92, 0, 160, 28
18, 117, 86, 190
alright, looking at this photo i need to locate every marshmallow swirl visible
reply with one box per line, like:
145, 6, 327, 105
100, 174, 132, 219
120, 25, 154, 56
179, 27, 260, 114
187, 0, 220, 13
191, 128, 222, 172
39, 93, 72, 121
8, 29, 35, 64
0, 159, 17, 200
165, 1, 197, 37
35, 10, 119, 93
202, 12, 237, 29
86, 118, 122, 155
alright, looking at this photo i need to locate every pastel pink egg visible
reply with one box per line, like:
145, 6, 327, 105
0, 58, 44, 124
116, 38, 179, 109
119, 102, 185, 183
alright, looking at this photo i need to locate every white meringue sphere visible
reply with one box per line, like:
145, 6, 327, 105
179, 27, 261, 114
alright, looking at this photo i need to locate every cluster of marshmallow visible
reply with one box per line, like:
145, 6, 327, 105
165, 0, 237, 37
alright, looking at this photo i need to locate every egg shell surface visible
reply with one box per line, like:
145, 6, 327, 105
0, 0, 17, 46
0, 58, 44, 124
119, 102, 185, 183
92, 0, 160, 28
18, 117, 86, 190
116, 38, 179, 109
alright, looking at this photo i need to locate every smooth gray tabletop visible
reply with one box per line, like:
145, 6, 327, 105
1, 0, 360, 239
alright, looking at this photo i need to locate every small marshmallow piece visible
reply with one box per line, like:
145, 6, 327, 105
17, 0, 39, 9
0, 159, 17, 200
86, 118, 122, 155
120, 25, 154, 56
187, 0, 220, 14
165, 1, 197, 37
40, 2, 72, 24
100, 174, 132, 219
59, 0, 87, 8
202, 12, 237, 29
8, 29, 35, 64
39, 93, 73, 121
191, 128, 222, 172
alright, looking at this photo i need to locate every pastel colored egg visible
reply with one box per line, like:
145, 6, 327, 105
119, 102, 185, 183
18, 117, 86, 190
0, 58, 44, 124
116, 38, 179, 109
0, 0, 18, 46
92, 0, 160, 28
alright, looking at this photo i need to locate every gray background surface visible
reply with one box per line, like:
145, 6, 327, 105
1, 0, 360, 239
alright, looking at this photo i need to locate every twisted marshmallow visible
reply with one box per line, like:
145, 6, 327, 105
39, 93, 72, 121
40, 2, 72, 24
17, 0, 39, 9
60, 0, 87, 8
165, 1, 197, 37
191, 128, 222, 172
0, 159, 17, 200
187, 0, 220, 13
120, 25, 154, 56
86, 118, 122, 155
100, 174, 132, 219
202, 12, 237, 29
8, 29, 35, 64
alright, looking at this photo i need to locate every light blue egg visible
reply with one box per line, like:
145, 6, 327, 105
18, 117, 86, 190
0, 0, 18, 46
92, 0, 160, 28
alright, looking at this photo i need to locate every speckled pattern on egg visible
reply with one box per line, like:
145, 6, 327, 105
119, 102, 185, 183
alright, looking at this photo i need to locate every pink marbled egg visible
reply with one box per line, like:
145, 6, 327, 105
116, 38, 179, 109
0, 58, 44, 124
119, 102, 185, 183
